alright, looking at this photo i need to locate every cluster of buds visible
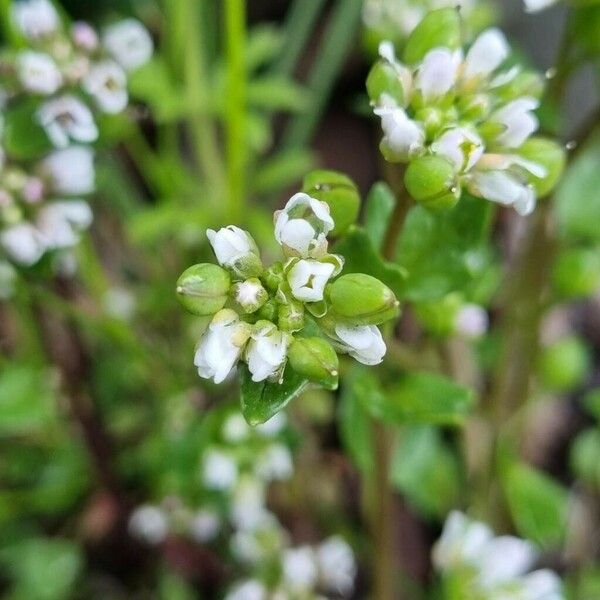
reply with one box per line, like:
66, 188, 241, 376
367, 8, 565, 216
0, 0, 152, 266
177, 192, 400, 387
433, 511, 564, 599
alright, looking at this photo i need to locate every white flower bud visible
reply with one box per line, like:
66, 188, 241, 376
194, 309, 251, 384
245, 321, 291, 383
374, 96, 425, 161
282, 547, 318, 591
72, 21, 99, 51
102, 19, 153, 72
207, 226, 262, 278
491, 97, 540, 149
12, 0, 59, 39
255, 443, 293, 482
17, 51, 62, 95
232, 278, 268, 313
36, 200, 93, 250
431, 127, 485, 173
316, 536, 356, 595
0, 222, 45, 265
37, 95, 98, 148
128, 505, 168, 545
274, 192, 334, 258
287, 259, 335, 303
224, 579, 267, 600
415, 48, 462, 102
41, 146, 95, 195
189, 509, 221, 543
464, 29, 510, 81
83, 61, 128, 114
333, 324, 386, 365
455, 304, 489, 339
202, 447, 238, 491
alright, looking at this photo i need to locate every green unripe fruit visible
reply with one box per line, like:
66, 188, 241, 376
404, 155, 460, 210
302, 170, 360, 236
366, 62, 405, 107
537, 336, 591, 392
519, 137, 566, 198
288, 337, 339, 390
403, 8, 461, 65
552, 248, 600, 298
278, 301, 305, 332
570, 429, 600, 489
176, 263, 231, 316
328, 273, 400, 325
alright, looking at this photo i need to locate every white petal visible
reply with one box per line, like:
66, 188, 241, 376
0, 223, 45, 265
493, 98, 539, 148
464, 28, 510, 79
477, 536, 537, 587
524, 0, 559, 12
415, 48, 461, 101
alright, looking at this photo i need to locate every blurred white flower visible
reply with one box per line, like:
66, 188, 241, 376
12, 0, 59, 39
333, 324, 386, 365
128, 505, 168, 545
102, 19, 153, 72
491, 98, 540, 149
189, 509, 221, 543
255, 412, 287, 437
523, 0, 559, 12
41, 146, 95, 195
17, 51, 62, 95
222, 412, 251, 443
282, 546, 318, 591
202, 447, 238, 491
455, 304, 489, 338
0, 222, 45, 265
71, 21, 99, 51
102, 287, 136, 321
37, 95, 98, 148
245, 322, 290, 382
256, 444, 293, 482
83, 60, 128, 114
224, 579, 267, 600
230, 477, 270, 531
287, 259, 335, 303
517, 569, 564, 599
316, 536, 356, 595
415, 48, 461, 101
36, 200, 92, 249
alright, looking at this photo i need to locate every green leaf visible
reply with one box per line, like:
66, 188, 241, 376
364, 182, 395, 248
245, 25, 285, 71
365, 371, 475, 425
240, 365, 308, 425
334, 226, 407, 298
248, 77, 310, 112
555, 133, 600, 243
503, 462, 568, 547
3, 99, 53, 160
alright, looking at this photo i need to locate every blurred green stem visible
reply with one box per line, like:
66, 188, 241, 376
224, 0, 247, 223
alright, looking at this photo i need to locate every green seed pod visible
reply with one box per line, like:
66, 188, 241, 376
403, 8, 461, 65
288, 337, 339, 390
366, 62, 405, 107
552, 248, 600, 299
176, 263, 231, 316
278, 300, 305, 332
404, 155, 460, 210
518, 137, 566, 198
537, 336, 591, 392
328, 273, 400, 326
302, 170, 360, 236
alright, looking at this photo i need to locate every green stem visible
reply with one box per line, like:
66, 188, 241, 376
224, 0, 247, 223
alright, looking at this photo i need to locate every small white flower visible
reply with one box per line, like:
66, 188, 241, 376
468, 169, 536, 216
455, 304, 489, 338
37, 95, 98, 148
12, 0, 59, 39
255, 444, 293, 482
189, 509, 221, 543
282, 546, 319, 591
274, 192, 334, 258
102, 18, 153, 72
21, 177, 44, 203
431, 127, 485, 173
523, 0, 559, 12
245, 322, 291, 383
222, 412, 251, 443
102, 287, 136, 321
41, 146, 95, 195
128, 505, 168, 545
71, 21, 99, 51
316, 536, 356, 595
202, 447, 238, 491
374, 96, 425, 161
224, 579, 267, 600
36, 200, 93, 249
194, 309, 250, 384
464, 28, 510, 80
415, 48, 461, 102
491, 97, 540, 149
518, 569, 564, 599
230, 477, 270, 531
17, 51, 62, 95
83, 60, 128, 114
255, 412, 287, 437
333, 324, 386, 365
0, 222, 45, 265
207, 225, 259, 271
477, 535, 537, 588
231, 531, 265, 564
287, 259, 335, 303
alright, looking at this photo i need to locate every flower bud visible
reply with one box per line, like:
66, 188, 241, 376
302, 170, 360, 236
207, 226, 263, 279
404, 155, 460, 210
537, 336, 590, 392
328, 273, 399, 326
278, 300, 305, 332
414, 107, 443, 139
403, 8, 461, 65
232, 278, 268, 314
518, 137, 566, 198
176, 263, 231, 316
288, 337, 339, 389
366, 61, 405, 107
552, 248, 600, 299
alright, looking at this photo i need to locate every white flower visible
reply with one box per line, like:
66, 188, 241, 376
189, 509, 221, 543
523, 0, 559, 12
374, 96, 425, 161
102, 287, 136, 320
41, 146, 95, 195
468, 169, 536, 216
36, 200, 93, 249
71, 21, 99, 51
102, 18, 153, 72
274, 192, 334, 259
245, 322, 291, 383
492, 98, 540, 149
83, 60, 128, 114
12, 0, 59, 39
17, 51, 62, 95
230, 478, 270, 531
287, 259, 335, 303
225, 580, 267, 600
455, 304, 489, 338
517, 569, 564, 600
255, 412, 287, 437
37, 95, 98, 148
231, 531, 265, 564
128, 505, 168, 545
282, 547, 318, 591
476, 536, 537, 589
233, 278, 267, 313
316, 536, 356, 595
0, 222, 45, 265
415, 48, 461, 102
333, 324, 386, 365
202, 447, 238, 491
222, 412, 251, 443
464, 29, 510, 80
207, 225, 259, 271
255, 444, 293, 482
431, 127, 485, 173
194, 309, 250, 384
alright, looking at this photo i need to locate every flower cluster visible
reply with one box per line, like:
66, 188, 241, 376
433, 511, 565, 599
367, 9, 565, 216
0, 0, 152, 266
177, 192, 399, 387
